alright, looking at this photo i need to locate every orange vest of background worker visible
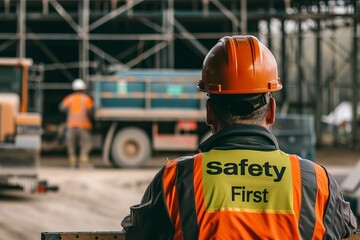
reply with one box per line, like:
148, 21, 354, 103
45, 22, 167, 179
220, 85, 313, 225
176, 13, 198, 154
121, 35, 357, 239
59, 78, 94, 168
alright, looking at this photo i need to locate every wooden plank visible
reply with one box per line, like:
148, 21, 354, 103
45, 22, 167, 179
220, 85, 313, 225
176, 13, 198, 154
41, 231, 126, 240
41, 230, 360, 240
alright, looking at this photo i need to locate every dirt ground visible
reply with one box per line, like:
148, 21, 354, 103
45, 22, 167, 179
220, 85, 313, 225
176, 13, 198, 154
0, 147, 359, 240
0, 167, 158, 240
317, 146, 360, 167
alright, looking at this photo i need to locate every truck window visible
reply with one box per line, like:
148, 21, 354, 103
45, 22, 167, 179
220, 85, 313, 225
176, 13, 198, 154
0, 66, 23, 96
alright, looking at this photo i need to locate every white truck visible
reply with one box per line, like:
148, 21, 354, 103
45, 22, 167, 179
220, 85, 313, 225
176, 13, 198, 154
89, 69, 210, 168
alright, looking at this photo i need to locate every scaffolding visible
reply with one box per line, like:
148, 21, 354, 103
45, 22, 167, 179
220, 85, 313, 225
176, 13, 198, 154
0, 0, 359, 147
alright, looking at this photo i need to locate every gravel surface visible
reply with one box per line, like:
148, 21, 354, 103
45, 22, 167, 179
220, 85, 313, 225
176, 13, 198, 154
0, 166, 159, 240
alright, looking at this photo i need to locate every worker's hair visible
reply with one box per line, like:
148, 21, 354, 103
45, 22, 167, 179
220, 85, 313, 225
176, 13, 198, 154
209, 93, 270, 127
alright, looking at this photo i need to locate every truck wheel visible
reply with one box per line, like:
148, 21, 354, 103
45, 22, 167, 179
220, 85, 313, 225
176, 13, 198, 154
111, 127, 151, 168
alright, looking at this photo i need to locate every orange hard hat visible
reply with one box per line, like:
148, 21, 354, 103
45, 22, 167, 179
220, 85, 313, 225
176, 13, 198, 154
198, 35, 282, 94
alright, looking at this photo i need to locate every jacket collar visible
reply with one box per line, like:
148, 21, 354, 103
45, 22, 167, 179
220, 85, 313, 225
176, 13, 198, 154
199, 124, 279, 152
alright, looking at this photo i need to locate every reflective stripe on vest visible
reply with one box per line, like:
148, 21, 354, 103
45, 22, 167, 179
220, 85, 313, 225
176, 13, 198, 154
176, 157, 198, 240
163, 160, 182, 239
163, 150, 331, 239
323, 172, 338, 240
298, 158, 317, 239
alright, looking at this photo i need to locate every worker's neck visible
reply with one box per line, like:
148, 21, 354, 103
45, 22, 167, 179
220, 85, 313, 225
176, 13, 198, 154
216, 121, 269, 133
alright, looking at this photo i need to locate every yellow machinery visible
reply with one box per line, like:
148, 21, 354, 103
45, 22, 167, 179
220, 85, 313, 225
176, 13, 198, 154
0, 58, 42, 192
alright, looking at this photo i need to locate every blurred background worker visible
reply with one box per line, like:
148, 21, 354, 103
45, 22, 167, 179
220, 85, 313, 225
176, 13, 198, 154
121, 35, 357, 239
59, 78, 94, 168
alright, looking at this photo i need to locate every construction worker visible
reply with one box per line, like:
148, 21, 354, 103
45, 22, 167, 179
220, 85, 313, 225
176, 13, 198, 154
121, 35, 357, 239
59, 78, 94, 168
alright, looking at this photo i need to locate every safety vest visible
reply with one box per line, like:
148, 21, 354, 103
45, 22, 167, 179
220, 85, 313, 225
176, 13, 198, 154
61, 92, 93, 129
162, 149, 337, 240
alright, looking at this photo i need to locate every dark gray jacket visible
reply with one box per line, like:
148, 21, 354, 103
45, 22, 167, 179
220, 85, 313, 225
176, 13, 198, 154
122, 124, 357, 239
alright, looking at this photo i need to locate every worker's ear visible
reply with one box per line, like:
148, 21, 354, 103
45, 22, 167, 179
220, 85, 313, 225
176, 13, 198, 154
265, 96, 276, 126
206, 98, 214, 126
206, 99, 218, 133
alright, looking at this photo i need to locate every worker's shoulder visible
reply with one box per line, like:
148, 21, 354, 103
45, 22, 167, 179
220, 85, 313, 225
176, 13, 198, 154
67, 92, 92, 100
64, 92, 79, 99
294, 155, 318, 167
73, 92, 90, 97
294, 155, 333, 178
177, 155, 197, 162
166, 154, 197, 167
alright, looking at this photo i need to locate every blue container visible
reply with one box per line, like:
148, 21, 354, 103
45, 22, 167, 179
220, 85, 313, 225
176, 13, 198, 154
94, 69, 204, 110
271, 115, 316, 161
